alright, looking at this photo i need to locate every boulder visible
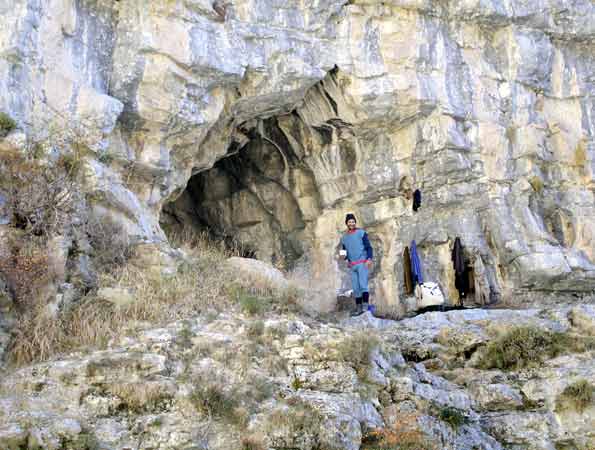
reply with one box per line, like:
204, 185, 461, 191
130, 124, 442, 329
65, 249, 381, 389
96, 287, 135, 307
226, 257, 289, 289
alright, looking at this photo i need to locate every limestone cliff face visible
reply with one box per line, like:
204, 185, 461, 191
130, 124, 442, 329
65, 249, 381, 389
1, 0, 595, 314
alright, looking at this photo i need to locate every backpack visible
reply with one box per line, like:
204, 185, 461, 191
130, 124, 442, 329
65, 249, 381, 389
414, 282, 445, 309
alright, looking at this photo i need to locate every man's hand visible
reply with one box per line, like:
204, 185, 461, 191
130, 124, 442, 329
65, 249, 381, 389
366, 260, 373, 269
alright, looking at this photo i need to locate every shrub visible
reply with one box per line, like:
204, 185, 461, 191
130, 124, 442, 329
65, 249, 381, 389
0, 112, 16, 137
262, 354, 288, 375
238, 291, 269, 316
477, 325, 594, 370
291, 377, 304, 390
436, 406, 468, 429
190, 382, 241, 423
246, 320, 265, 339
248, 375, 274, 403
275, 285, 302, 314
556, 379, 594, 413
0, 234, 53, 308
62, 432, 100, 450
97, 151, 113, 165
337, 331, 380, 377
86, 215, 133, 273
0, 151, 77, 237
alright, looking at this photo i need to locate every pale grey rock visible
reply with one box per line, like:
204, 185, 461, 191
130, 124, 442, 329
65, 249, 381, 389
413, 378, 474, 412
293, 362, 360, 392
96, 287, 135, 307
226, 256, 289, 289
418, 415, 505, 450
481, 411, 562, 450
470, 383, 525, 411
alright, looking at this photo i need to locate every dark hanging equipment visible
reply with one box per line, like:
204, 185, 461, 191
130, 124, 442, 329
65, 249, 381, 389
413, 189, 421, 211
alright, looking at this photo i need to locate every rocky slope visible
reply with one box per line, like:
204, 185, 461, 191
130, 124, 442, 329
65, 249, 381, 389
1, 0, 594, 319
0, 299, 593, 450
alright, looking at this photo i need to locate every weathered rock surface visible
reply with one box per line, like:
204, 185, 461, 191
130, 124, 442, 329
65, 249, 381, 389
1, 0, 594, 319
0, 305, 593, 449
227, 256, 290, 289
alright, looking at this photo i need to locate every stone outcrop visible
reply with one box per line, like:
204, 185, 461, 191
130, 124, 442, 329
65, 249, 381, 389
1, 0, 595, 317
0, 304, 593, 449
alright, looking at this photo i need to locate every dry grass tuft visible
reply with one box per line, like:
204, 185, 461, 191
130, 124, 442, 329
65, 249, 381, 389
224, 278, 303, 317
240, 433, 267, 450
477, 325, 594, 371
106, 382, 172, 414
303, 331, 380, 379
190, 382, 243, 423
529, 175, 545, 193
266, 398, 324, 439
556, 379, 594, 413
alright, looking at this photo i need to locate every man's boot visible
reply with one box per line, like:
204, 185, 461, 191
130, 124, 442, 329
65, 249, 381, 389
362, 292, 370, 314
351, 297, 363, 316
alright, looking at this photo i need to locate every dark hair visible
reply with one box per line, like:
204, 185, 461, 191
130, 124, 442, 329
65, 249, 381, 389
345, 213, 357, 224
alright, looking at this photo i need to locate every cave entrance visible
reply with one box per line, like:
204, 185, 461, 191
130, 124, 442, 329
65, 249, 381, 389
160, 118, 311, 269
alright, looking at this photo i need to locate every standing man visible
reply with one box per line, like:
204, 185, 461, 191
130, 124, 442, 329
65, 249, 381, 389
339, 213, 373, 316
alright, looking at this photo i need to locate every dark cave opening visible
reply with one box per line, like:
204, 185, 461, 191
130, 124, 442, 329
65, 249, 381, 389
160, 118, 310, 269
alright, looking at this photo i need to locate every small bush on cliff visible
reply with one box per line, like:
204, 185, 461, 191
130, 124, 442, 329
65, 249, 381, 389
477, 325, 594, 370
0, 151, 77, 237
436, 406, 468, 429
86, 215, 133, 273
0, 151, 79, 309
556, 379, 594, 413
190, 382, 243, 423
0, 112, 16, 137
337, 331, 380, 377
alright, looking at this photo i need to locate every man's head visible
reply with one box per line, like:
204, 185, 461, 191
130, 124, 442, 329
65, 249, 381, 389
345, 213, 357, 230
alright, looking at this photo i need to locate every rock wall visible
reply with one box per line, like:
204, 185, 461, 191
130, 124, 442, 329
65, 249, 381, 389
1, 0, 595, 315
